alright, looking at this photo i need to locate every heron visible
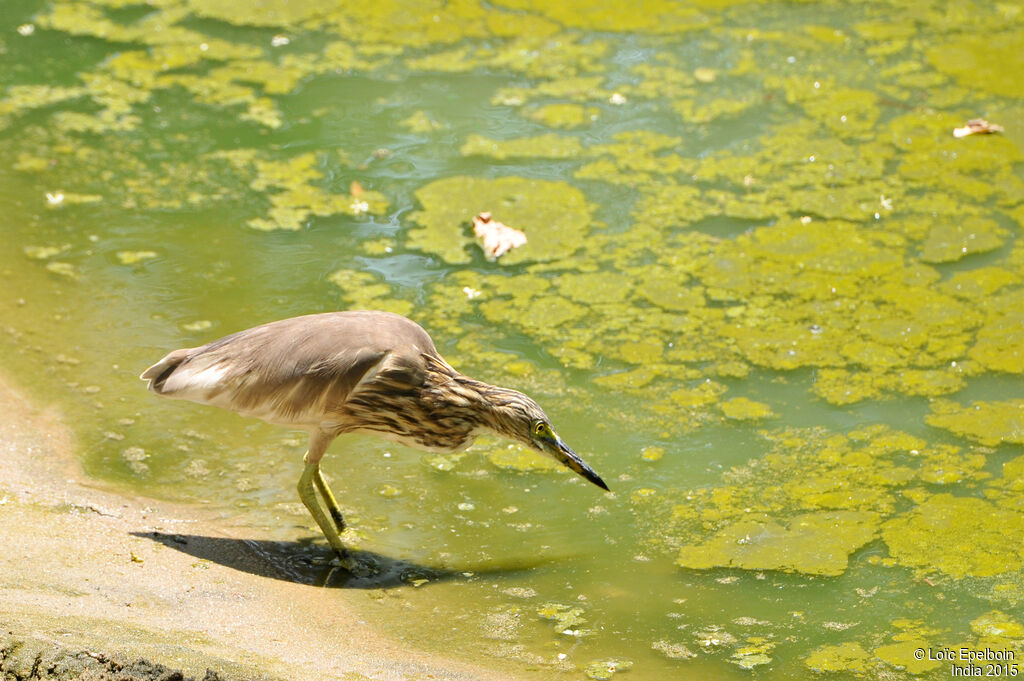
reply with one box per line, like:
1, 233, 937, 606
140, 310, 608, 570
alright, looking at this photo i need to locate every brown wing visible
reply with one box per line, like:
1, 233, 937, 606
140, 311, 438, 429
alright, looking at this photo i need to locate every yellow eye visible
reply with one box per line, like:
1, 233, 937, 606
533, 421, 548, 437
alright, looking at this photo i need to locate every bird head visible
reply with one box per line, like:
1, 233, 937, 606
491, 391, 609, 492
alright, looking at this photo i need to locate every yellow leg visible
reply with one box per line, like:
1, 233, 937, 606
313, 467, 346, 532
298, 461, 356, 571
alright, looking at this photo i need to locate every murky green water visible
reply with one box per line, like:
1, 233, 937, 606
3, 0, 1024, 678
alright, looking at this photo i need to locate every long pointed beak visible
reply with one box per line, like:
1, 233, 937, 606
552, 437, 609, 491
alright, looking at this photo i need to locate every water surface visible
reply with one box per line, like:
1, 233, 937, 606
2, 0, 1023, 678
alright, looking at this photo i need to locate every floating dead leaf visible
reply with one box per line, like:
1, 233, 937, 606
350, 180, 364, 197
953, 118, 1004, 138
472, 212, 527, 260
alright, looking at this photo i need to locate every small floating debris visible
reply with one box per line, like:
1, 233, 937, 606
472, 212, 527, 260
45, 261, 77, 278
537, 602, 587, 635
694, 67, 717, 83
122, 446, 149, 475
640, 446, 664, 461
24, 244, 68, 260
584, 658, 633, 680
376, 483, 402, 497
181, 320, 213, 332
732, 645, 772, 670
651, 640, 696, 660
116, 250, 158, 265
399, 110, 444, 133
44, 190, 102, 207
953, 118, 1004, 138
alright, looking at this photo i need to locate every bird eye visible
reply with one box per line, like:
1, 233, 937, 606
533, 421, 547, 437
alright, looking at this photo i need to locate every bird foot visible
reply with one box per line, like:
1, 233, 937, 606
310, 546, 376, 577
333, 551, 377, 578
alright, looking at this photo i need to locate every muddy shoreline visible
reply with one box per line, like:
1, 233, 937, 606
0, 374, 521, 681
0, 630, 228, 681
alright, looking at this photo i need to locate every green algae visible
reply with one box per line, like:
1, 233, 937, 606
240, 153, 388, 230
23, 0, 1017, 426
926, 399, 1024, 446
942, 266, 1020, 299
7, 0, 1024, 676
927, 32, 1024, 97
620, 60, 694, 102
328, 269, 413, 317
24, 245, 70, 260
557, 272, 633, 304
720, 397, 774, 421
407, 176, 594, 264
805, 641, 869, 674
969, 297, 1024, 374
361, 238, 396, 256
215, 150, 388, 230
987, 456, 1024, 514
676, 510, 879, 577
640, 446, 664, 462
537, 602, 587, 635
575, 130, 692, 188
769, 77, 880, 139
670, 381, 726, 408
583, 658, 633, 680
918, 217, 1006, 263
881, 494, 1024, 578
971, 610, 1024, 644
651, 639, 695, 660
115, 251, 158, 265
0, 86, 87, 130
672, 90, 759, 124
13, 154, 51, 173
874, 639, 942, 674
6, 123, 386, 228
526, 103, 597, 129
814, 367, 966, 405
730, 639, 773, 669
45, 262, 78, 279
636, 424, 1004, 579
872, 619, 949, 675
398, 110, 444, 133
487, 446, 560, 472
460, 134, 585, 160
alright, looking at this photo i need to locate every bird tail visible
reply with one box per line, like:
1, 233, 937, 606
140, 348, 191, 394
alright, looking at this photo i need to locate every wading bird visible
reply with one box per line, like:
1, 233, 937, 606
141, 310, 608, 570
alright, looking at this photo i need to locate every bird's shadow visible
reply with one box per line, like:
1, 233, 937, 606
133, 531, 542, 589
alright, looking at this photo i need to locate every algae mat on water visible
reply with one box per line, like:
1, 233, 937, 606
3, 0, 1024, 678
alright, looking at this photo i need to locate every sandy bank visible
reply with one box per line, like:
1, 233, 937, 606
0, 375, 519, 681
